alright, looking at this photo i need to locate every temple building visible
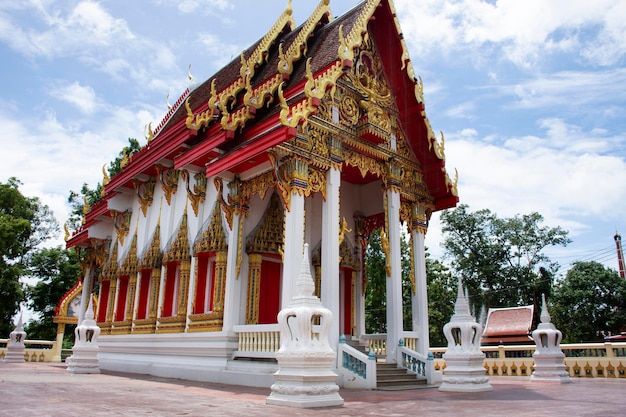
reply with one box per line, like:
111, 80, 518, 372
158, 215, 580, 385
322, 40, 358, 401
65, 0, 458, 387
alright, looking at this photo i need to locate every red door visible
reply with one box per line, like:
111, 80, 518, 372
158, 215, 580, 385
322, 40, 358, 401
258, 260, 281, 324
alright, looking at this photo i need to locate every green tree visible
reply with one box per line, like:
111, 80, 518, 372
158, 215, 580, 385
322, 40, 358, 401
440, 204, 569, 315
426, 256, 456, 346
364, 227, 446, 342
24, 247, 81, 342
0, 178, 58, 336
365, 229, 387, 333
551, 261, 626, 343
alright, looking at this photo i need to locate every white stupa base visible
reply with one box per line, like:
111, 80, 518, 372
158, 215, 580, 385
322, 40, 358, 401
266, 369, 344, 408
531, 353, 571, 383
66, 347, 100, 374
439, 353, 492, 392
4, 346, 26, 363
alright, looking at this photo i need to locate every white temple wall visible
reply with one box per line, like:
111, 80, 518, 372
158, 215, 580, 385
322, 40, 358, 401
355, 181, 384, 217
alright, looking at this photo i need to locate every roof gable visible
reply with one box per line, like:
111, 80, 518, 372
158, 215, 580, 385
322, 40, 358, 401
74, 0, 459, 239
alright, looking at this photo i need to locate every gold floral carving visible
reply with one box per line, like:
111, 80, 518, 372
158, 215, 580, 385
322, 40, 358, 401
138, 223, 162, 270
156, 165, 179, 205
411, 201, 431, 235
112, 210, 132, 246
339, 238, 359, 272
400, 200, 412, 232
385, 159, 403, 193
163, 210, 190, 263
181, 170, 207, 217
100, 241, 119, 282
269, 152, 327, 210
343, 149, 384, 179
135, 180, 155, 217
245, 253, 262, 324
340, 94, 360, 126
241, 171, 276, 202
119, 232, 138, 276
193, 201, 228, 255
246, 192, 284, 256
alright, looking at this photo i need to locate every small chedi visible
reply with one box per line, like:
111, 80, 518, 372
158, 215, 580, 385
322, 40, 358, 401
531, 294, 571, 383
266, 243, 343, 408
66, 298, 101, 374
439, 277, 492, 392
5, 313, 27, 363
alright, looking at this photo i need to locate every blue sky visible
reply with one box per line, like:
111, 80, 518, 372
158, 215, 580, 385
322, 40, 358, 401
1, 0, 625, 275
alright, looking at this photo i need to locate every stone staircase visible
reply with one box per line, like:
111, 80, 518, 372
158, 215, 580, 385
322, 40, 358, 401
343, 339, 427, 390
375, 362, 427, 390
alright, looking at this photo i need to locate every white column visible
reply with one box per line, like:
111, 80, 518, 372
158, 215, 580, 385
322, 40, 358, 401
385, 189, 403, 362
321, 167, 341, 348
223, 213, 244, 332
282, 192, 305, 308
78, 265, 93, 324
411, 228, 430, 354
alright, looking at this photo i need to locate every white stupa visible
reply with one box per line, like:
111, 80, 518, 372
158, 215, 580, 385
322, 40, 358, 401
531, 294, 571, 383
5, 313, 27, 363
66, 297, 101, 374
439, 277, 492, 392
266, 243, 344, 408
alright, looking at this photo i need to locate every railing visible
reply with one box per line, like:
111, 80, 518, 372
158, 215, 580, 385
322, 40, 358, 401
360, 332, 419, 355
0, 339, 59, 363
397, 344, 439, 385
337, 336, 377, 389
430, 342, 626, 378
232, 324, 280, 359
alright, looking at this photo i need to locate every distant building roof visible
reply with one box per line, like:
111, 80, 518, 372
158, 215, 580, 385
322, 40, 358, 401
481, 305, 534, 345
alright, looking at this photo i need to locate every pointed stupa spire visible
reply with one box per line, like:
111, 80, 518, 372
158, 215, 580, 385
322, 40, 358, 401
84, 297, 96, 323
15, 311, 24, 331
451, 276, 473, 321
540, 293, 551, 324
295, 243, 315, 297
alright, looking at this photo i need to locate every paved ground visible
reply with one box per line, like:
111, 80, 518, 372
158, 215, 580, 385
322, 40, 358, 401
1, 362, 625, 417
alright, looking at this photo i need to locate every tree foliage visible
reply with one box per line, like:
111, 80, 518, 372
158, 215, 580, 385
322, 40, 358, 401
440, 204, 570, 315
426, 256, 456, 346
364, 227, 455, 346
24, 247, 81, 342
551, 261, 626, 343
0, 178, 58, 336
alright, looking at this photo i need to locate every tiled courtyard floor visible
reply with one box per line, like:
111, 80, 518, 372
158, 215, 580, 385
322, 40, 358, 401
1, 362, 624, 416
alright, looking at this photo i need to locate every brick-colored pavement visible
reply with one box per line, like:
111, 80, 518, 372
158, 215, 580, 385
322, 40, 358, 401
1, 362, 624, 417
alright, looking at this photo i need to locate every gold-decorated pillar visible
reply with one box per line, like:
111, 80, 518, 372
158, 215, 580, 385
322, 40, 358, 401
246, 253, 263, 324
384, 158, 404, 363
280, 156, 308, 309
321, 136, 341, 347
411, 201, 431, 354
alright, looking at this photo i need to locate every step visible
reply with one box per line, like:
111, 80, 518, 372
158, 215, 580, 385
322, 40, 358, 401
375, 363, 427, 389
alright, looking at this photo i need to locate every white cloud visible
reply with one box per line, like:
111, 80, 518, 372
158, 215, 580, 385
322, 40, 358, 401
444, 120, 626, 235
50, 81, 98, 114
197, 32, 242, 70
395, 0, 626, 68
506, 68, 626, 112
177, 0, 233, 14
